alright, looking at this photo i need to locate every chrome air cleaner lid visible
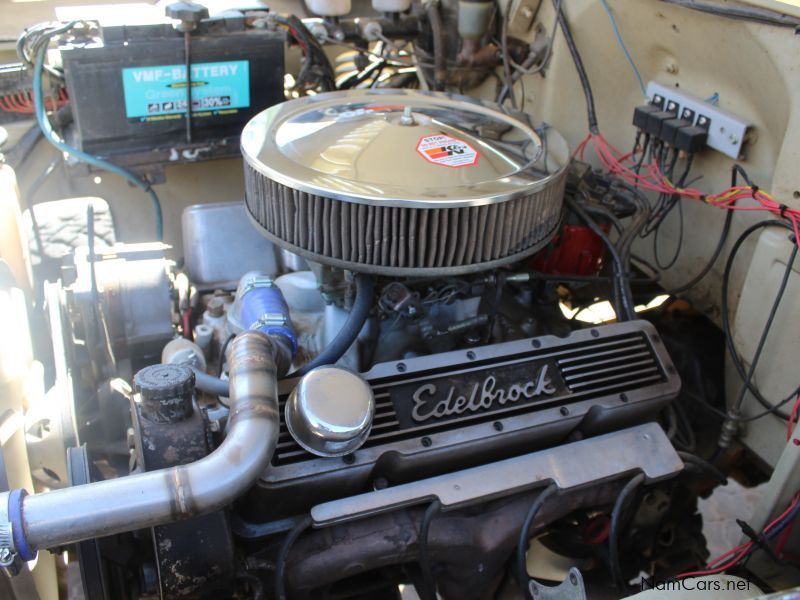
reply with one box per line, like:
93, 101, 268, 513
241, 89, 568, 208
241, 89, 569, 276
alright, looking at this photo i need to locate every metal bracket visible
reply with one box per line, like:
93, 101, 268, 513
311, 423, 683, 526
529, 567, 587, 600
646, 81, 751, 159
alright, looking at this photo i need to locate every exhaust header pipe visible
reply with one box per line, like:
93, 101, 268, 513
0, 331, 282, 567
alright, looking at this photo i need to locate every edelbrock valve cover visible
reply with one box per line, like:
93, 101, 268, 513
241, 320, 680, 523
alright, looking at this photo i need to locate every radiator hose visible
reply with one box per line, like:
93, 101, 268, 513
0, 331, 283, 560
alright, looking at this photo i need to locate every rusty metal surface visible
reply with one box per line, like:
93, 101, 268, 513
136, 394, 235, 599
285, 484, 624, 599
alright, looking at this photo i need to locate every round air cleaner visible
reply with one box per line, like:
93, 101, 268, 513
241, 89, 569, 276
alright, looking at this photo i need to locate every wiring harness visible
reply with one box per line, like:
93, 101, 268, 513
574, 132, 800, 245
677, 492, 800, 579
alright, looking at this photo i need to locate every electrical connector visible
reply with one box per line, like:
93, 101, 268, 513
660, 117, 692, 147
633, 104, 660, 131
674, 125, 708, 153
645, 110, 677, 137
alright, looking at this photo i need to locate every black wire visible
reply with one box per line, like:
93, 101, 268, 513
551, 0, 598, 133
659, 0, 800, 28
665, 208, 734, 296
664, 164, 751, 296
732, 239, 798, 417
566, 198, 636, 320
524, 272, 658, 285
721, 220, 798, 420
183, 31, 193, 144
87, 205, 117, 372
685, 386, 800, 425
607, 182, 651, 313
677, 451, 728, 485
23, 153, 61, 260
653, 197, 684, 270
500, 6, 517, 109
704, 495, 800, 574
275, 15, 336, 92
609, 473, 645, 591
217, 333, 235, 377
672, 401, 696, 451
516, 483, 558, 597
418, 499, 441, 600
275, 515, 313, 600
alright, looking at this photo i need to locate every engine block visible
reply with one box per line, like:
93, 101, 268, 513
242, 319, 680, 522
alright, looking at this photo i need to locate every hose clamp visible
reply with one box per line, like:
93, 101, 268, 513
0, 492, 22, 577
240, 275, 275, 297
249, 313, 289, 330
0, 523, 21, 577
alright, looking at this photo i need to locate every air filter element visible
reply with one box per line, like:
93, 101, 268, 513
241, 90, 568, 276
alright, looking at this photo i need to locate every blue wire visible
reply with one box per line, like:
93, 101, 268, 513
599, 0, 647, 99
32, 26, 163, 241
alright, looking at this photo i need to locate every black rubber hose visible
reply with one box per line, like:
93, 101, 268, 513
275, 515, 313, 600
427, 1, 446, 91
287, 275, 374, 379
609, 473, 645, 590
677, 451, 728, 485
516, 483, 559, 597
191, 367, 229, 397
552, 0, 599, 133
418, 499, 441, 600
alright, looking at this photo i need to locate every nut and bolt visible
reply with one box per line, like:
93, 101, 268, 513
399, 106, 417, 126
207, 296, 225, 317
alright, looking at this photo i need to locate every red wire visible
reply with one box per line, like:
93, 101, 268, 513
677, 492, 800, 579
774, 517, 796, 557
580, 132, 800, 246
182, 308, 192, 340
583, 514, 611, 545
788, 394, 800, 442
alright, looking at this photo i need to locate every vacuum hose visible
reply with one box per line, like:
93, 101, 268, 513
287, 274, 374, 378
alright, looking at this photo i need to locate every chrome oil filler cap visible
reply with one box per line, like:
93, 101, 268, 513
285, 366, 375, 457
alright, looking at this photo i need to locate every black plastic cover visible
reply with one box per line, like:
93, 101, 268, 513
60, 20, 285, 157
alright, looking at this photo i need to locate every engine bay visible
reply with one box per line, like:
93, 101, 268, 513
0, 1, 799, 599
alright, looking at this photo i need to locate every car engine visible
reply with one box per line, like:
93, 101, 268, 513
0, 1, 799, 599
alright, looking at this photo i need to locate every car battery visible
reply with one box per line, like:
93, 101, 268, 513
60, 15, 285, 160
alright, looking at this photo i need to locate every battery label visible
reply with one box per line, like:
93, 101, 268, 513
122, 60, 250, 120
416, 134, 479, 168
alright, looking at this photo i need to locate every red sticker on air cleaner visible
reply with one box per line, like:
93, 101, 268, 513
416, 134, 479, 168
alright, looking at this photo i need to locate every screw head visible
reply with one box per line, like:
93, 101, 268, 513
165, 1, 209, 30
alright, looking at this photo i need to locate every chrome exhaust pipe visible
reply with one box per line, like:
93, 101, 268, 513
0, 331, 281, 562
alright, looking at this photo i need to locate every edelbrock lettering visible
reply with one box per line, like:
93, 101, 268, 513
410, 365, 557, 422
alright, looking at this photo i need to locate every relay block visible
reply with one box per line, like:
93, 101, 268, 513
634, 81, 751, 159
